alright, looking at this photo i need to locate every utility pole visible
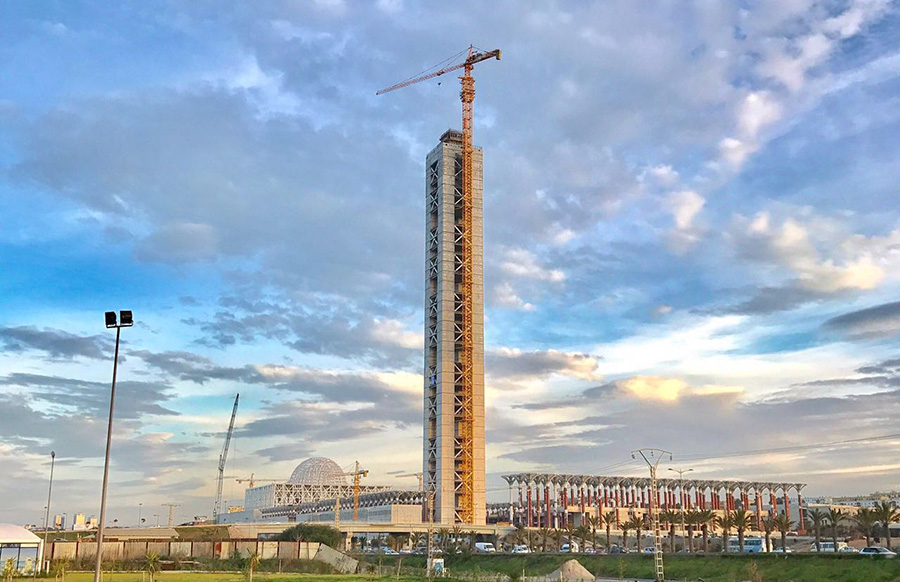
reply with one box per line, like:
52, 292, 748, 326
669, 468, 693, 552
633, 448, 672, 582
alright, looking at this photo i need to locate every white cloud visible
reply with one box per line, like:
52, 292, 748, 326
649, 164, 679, 187
370, 318, 422, 350
499, 248, 565, 282
493, 281, 536, 312
669, 190, 705, 231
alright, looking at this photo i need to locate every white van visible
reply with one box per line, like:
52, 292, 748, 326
474, 542, 496, 553
810, 541, 849, 552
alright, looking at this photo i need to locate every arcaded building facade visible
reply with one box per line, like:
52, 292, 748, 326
423, 130, 486, 525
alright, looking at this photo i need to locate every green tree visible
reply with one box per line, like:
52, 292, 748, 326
143, 552, 161, 582
3, 558, 16, 582
762, 517, 775, 553
874, 501, 900, 551
774, 514, 793, 552
53, 559, 71, 582
536, 527, 551, 552
716, 513, 734, 553
731, 509, 754, 553
575, 524, 591, 553
685, 510, 703, 553
853, 508, 878, 547
621, 518, 631, 551
586, 515, 600, 550
624, 515, 644, 551
827, 508, 845, 551
602, 512, 616, 551
660, 509, 678, 552
245, 551, 260, 582
278, 524, 342, 547
696, 509, 716, 553
806, 509, 826, 552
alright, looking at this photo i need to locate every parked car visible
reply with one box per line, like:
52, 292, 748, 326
512, 545, 531, 554
474, 542, 496, 553
560, 542, 579, 553
609, 546, 628, 554
642, 547, 656, 555
809, 541, 849, 552
771, 547, 793, 553
860, 547, 896, 558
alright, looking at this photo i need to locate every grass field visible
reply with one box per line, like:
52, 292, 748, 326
377, 553, 900, 582
43, 554, 900, 582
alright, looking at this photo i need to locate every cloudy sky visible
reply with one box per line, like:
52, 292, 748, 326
2, 0, 900, 526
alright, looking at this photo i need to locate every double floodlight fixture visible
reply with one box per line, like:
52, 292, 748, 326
105, 310, 134, 329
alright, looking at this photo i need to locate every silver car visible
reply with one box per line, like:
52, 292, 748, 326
859, 547, 896, 558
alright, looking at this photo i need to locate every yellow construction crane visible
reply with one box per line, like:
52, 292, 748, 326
327, 461, 370, 521
394, 472, 424, 492
377, 45, 500, 525
234, 474, 280, 489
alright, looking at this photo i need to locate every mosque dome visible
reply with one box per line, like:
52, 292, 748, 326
287, 457, 347, 486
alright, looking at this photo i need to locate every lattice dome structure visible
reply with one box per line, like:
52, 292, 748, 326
288, 457, 347, 486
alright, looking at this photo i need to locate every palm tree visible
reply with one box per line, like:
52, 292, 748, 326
716, 513, 734, 553
602, 512, 616, 551
685, 510, 703, 553
587, 515, 600, 550
565, 524, 577, 551
696, 509, 716, 553
624, 515, 644, 551
621, 518, 631, 551
536, 527, 551, 552
827, 508, 845, 551
874, 501, 900, 551
853, 508, 878, 547
762, 517, 775, 553
247, 551, 261, 582
3, 558, 16, 582
731, 509, 753, 553
661, 509, 678, 552
774, 514, 793, 553
53, 559, 71, 582
143, 552, 161, 582
806, 509, 826, 552
576, 524, 591, 553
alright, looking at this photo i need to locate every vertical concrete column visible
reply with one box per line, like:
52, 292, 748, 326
770, 490, 777, 516
526, 484, 533, 528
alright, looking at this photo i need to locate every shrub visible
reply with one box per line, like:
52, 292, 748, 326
277, 524, 342, 547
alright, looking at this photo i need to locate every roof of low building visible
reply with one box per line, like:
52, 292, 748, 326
0, 523, 42, 544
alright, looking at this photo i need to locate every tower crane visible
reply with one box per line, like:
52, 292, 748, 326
330, 461, 369, 522
213, 393, 239, 522
235, 474, 280, 489
394, 472, 424, 492
377, 45, 500, 524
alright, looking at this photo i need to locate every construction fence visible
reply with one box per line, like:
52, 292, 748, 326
45, 540, 322, 562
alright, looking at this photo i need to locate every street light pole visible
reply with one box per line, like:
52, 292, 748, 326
37, 451, 55, 578
138, 503, 142, 528
632, 448, 672, 582
94, 310, 133, 582
669, 467, 693, 553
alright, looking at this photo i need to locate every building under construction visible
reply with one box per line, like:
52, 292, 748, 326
219, 458, 393, 524
423, 130, 486, 526
496, 473, 809, 532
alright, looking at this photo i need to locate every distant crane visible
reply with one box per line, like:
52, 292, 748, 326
330, 461, 369, 521
213, 393, 239, 522
377, 45, 500, 524
394, 472, 424, 492
235, 474, 280, 489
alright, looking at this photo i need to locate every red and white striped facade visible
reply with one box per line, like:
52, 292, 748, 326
496, 473, 807, 532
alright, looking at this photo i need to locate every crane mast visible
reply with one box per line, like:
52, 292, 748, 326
213, 393, 239, 522
377, 46, 499, 524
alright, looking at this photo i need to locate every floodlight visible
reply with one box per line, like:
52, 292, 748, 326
105, 311, 117, 328
119, 310, 134, 327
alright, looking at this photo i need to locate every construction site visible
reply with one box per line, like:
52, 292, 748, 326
202, 47, 814, 544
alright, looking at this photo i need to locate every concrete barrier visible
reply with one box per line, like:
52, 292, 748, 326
313, 544, 357, 574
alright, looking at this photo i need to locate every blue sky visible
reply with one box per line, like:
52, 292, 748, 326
2, 0, 900, 526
